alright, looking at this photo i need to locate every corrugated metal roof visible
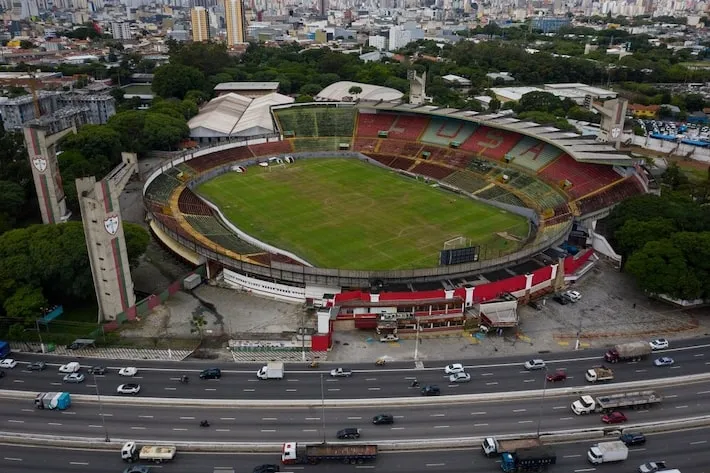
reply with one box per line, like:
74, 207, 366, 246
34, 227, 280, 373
315, 81, 403, 103
214, 82, 280, 91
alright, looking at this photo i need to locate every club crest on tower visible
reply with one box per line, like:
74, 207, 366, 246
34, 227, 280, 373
32, 156, 48, 173
104, 215, 120, 235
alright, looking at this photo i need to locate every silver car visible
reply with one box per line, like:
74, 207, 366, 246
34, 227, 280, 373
63, 373, 85, 383
449, 372, 471, 383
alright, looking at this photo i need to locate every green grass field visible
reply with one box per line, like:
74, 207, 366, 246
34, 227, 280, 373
196, 159, 530, 270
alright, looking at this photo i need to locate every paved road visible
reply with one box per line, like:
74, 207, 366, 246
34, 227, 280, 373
2, 382, 709, 442
3, 339, 709, 400
0, 429, 708, 473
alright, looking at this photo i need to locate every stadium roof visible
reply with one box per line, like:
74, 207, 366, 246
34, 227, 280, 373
188, 92, 294, 139
315, 81, 403, 103
214, 82, 280, 91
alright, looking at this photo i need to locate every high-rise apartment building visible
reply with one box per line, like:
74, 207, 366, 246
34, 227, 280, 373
191, 6, 210, 42
111, 21, 132, 40
225, 0, 247, 45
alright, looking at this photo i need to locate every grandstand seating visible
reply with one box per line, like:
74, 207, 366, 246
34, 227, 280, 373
575, 177, 644, 215
378, 139, 423, 157
366, 154, 396, 167
420, 145, 472, 169
275, 107, 356, 137
291, 137, 346, 152
145, 174, 182, 204
536, 220, 571, 242
177, 188, 212, 216
467, 157, 496, 175
249, 253, 304, 266
543, 203, 573, 225
154, 213, 192, 239
419, 117, 477, 147
487, 169, 567, 210
183, 215, 262, 254
249, 140, 293, 157
410, 162, 455, 180
477, 185, 527, 208
352, 137, 378, 152
355, 113, 398, 137
387, 114, 430, 140
539, 154, 623, 199
188, 146, 254, 172
388, 157, 415, 170
505, 136, 563, 172
441, 171, 490, 194
460, 126, 522, 160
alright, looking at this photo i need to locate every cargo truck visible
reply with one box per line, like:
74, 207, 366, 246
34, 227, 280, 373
281, 442, 377, 465
34, 392, 71, 410
500, 447, 556, 472
604, 341, 651, 363
571, 390, 662, 415
257, 361, 284, 380
121, 441, 176, 464
587, 440, 628, 464
585, 366, 614, 383
0, 340, 10, 358
482, 437, 542, 457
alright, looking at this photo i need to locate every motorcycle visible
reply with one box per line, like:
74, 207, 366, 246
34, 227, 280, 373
179, 375, 189, 384
410, 380, 420, 388
309, 361, 319, 369
375, 358, 386, 366
199, 420, 210, 427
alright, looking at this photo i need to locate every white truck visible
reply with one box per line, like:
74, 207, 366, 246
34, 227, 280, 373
587, 441, 628, 465
481, 437, 542, 457
257, 361, 284, 380
571, 390, 662, 415
585, 366, 614, 383
121, 441, 176, 463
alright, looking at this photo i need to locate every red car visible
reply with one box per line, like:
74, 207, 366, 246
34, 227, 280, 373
602, 411, 627, 424
546, 370, 567, 382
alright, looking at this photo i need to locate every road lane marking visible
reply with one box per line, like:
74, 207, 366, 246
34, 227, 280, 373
635, 369, 647, 373
21, 409, 33, 412
523, 379, 536, 383
61, 411, 76, 415
474, 423, 488, 427
48, 422, 62, 426
629, 448, 646, 452
287, 379, 299, 382
481, 372, 493, 376
394, 416, 405, 419
391, 427, 405, 430
302, 429, 317, 432
471, 411, 487, 415
164, 387, 176, 391
69, 462, 89, 466
366, 378, 377, 381
368, 387, 381, 391
670, 366, 681, 369
261, 429, 276, 432
690, 440, 708, 445
262, 417, 278, 421
205, 388, 217, 391
665, 395, 677, 399
50, 382, 61, 386
355, 466, 374, 469
560, 417, 573, 420
305, 417, 320, 420
7, 420, 24, 423
563, 454, 581, 458
4, 457, 22, 461
12, 380, 24, 383
243, 389, 255, 392
220, 417, 235, 421
553, 406, 567, 410
676, 405, 689, 409
574, 469, 595, 472
694, 353, 704, 357
99, 414, 113, 417
180, 416, 195, 420
327, 388, 341, 392
518, 420, 533, 424
513, 409, 526, 412
433, 425, 449, 429
88, 425, 102, 428
697, 391, 710, 395
426, 464, 445, 467
347, 416, 362, 420
172, 428, 187, 431
486, 382, 499, 385
286, 389, 297, 392
216, 429, 230, 432
430, 414, 445, 417
130, 427, 146, 430
139, 415, 154, 419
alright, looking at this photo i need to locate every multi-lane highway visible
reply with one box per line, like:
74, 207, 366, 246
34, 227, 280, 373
2, 380, 710, 442
1, 429, 708, 473
3, 340, 709, 400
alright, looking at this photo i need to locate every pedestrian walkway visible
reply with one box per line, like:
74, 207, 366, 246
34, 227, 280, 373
230, 349, 326, 363
10, 342, 193, 361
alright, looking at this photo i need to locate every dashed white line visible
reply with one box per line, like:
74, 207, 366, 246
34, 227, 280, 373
204, 388, 217, 391
130, 427, 146, 430
286, 389, 297, 392
48, 422, 62, 426
430, 414, 446, 417
7, 420, 24, 423
513, 409, 527, 413
433, 425, 450, 429
676, 405, 689, 409
164, 387, 176, 391
368, 387, 381, 391
563, 454, 581, 458
305, 417, 320, 421
88, 425, 102, 428
553, 406, 567, 410
243, 388, 255, 392
172, 428, 188, 431
220, 417, 235, 421
523, 379, 536, 383
262, 417, 278, 421
216, 429, 230, 432
20, 409, 33, 413
347, 416, 362, 420
574, 469, 596, 472
99, 413, 113, 417
635, 369, 647, 373
261, 429, 276, 433
518, 420, 533, 424
366, 378, 377, 381
61, 411, 76, 415
670, 366, 681, 369
690, 440, 708, 445
287, 379, 299, 382
629, 448, 646, 452
69, 462, 89, 466
694, 353, 704, 357
560, 417, 573, 420
697, 390, 710, 395
665, 394, 677, 399
471, 411, 487, 415
390, 427, 405, 430
302, 429, 317, 432
139, 415, 154, 419
481, 373, 494, 376
426, 463, 445, 467
486, 382, 499, 385
327, 388, 341, 392
474, 423, 489, 427
12, 380, 24, 383
180, 416, 195, 420
4, 457, 22, 461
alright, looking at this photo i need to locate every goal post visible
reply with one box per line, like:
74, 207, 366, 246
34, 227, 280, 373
443, 236, 471, 250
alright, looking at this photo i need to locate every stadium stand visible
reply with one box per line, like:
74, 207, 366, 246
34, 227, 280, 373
367, 154, 397, 167
183, 214, 262, 254
543, 203, 573, 225
477, 185, 527, 208
292, 137, 347, 152
536, 220, 570, 241
176, 163, 198, 178
488, 169, 567, 210
189, 146, 254, 172
249, 253, 304, 266
504, 136, 563, 171
441, 170, 490, 194
418, 145, 471, 168
460, 126, 521, 159
419, 117, 477, 147
410, 161, 455, 180
145, 174, 182, 204
378, 139, 423, 157
249, 140, 293, 156
352, 137, 378, 152
539, 154, 623, 199
274, 107, 356, 137
177, 188, 212, 216
355, 113, 398, 137
388, 157, 416, 170
468, 156, 496, 175
154, 213, 192, 239
388, 114, 430, 140
575, 177, 644, 215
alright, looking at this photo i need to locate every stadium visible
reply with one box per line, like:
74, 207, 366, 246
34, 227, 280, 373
143, 102, 649, 310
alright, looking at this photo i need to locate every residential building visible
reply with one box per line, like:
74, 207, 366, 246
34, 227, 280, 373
111, 21, 132, 40
58, 95, 116, 125
225, 0, 247, 45
368, 35, 387, 51
388, 26, 411, 52
191, 7, 210, 42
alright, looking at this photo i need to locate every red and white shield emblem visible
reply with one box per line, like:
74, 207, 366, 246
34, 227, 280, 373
611, 127, 621, 139
32, 156, 48, 173
104, 215, 120, 235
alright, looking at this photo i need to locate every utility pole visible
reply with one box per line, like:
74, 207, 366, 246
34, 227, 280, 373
320, 373, 326, 444
92, 372, 110, 442
536, 368, 548, 438
34, 319, 45, 354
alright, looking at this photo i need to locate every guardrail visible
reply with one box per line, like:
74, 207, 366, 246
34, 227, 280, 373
1, 415, 709, 453
2, 372, 709, 408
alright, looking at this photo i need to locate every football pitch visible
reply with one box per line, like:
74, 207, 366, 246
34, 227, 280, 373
195, 158, 530, 270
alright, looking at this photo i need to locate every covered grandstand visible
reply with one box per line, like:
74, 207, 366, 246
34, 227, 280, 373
315, 81, 403, 103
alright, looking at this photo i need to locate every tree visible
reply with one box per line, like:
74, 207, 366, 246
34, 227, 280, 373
614, 217, 677, 258
152, 64, 206, 100
516, 91, 565, 114
61, 125, 122, 165
19, 40, 34, 49
3, 285, 46, 322
167, 40, 231, 77
123, 223, 150, 269
300, 83, 322, 96
190, 313, 208, 342
348, 85, 363, 97
0, 180, 26, 232
141, 112, 189, 150
489, 98, 501, 112
107, 111, 147, 152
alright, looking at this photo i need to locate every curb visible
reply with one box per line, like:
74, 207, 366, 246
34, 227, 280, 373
2, 373, 709, 408
1, 416, 709, 453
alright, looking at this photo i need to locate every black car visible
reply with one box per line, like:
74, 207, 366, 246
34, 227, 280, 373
252, 464, 279, 473
88, 366, 106, 375
199, 368, 221, 379
619, 432, 646, 446
27, 361, 46, 371
421, 385, 441, 396
0, 370, 5, 378
552, 294, 570, 305
123, 466, 151, 473
372, 414, 394, 425
336, 428, 361, 439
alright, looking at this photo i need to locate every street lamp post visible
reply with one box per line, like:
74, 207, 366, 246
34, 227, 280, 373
35, 319, 45, 354
320, 373, 326, 443
413, 318, 420, 362
92, 372, 110, 442
536, 368, 548, 439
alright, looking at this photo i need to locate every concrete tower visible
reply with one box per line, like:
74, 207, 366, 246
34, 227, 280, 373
594, 98, 628, 149
408, 70, 430, 105
76, 152, 138, 322
23, 123, 75, 224
225, 0, 247, 45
